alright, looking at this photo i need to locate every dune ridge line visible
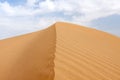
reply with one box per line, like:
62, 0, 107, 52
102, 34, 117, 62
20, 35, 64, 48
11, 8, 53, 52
0, 22, 120, 80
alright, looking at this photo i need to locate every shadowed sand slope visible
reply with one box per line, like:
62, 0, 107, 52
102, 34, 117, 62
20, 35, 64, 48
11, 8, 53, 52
0, 26, 56, 80
0, 22, 120, 80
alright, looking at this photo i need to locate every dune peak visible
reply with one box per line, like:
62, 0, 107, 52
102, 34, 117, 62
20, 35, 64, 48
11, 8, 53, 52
0, 22, 120, 80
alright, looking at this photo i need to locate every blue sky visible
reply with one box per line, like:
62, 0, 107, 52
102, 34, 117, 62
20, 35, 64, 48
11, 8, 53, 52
0, 0, 120, 39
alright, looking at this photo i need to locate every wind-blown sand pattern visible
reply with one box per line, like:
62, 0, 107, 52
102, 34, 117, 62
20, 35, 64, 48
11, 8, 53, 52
0, 22, 120, 80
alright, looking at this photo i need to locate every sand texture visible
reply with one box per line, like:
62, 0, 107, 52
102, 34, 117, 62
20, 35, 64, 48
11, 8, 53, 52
0, 22, 120, 80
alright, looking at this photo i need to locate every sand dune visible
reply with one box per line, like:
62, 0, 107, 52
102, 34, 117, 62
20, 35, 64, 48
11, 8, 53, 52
0, 26, 56, 80
0, 22, 120, 80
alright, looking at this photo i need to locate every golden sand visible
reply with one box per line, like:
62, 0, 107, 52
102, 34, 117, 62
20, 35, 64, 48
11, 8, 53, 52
0, 22, 120, 80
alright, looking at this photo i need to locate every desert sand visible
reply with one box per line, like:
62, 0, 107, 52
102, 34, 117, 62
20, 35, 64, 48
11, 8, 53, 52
0, 22, 120, 80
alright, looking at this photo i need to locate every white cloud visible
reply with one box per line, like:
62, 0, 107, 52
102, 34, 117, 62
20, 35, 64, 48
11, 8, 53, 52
1, 0, 120, 20
0, 2, 15, 15
39, 0, 55, 11
26, 0, 38, 6
0, 0, 120, 39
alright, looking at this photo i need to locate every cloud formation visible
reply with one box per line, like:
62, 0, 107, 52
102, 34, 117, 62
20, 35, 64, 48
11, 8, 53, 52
0, 0, 120, 39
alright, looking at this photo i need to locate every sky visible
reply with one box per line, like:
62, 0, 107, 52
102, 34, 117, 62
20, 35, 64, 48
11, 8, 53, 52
0, 0, 120, 39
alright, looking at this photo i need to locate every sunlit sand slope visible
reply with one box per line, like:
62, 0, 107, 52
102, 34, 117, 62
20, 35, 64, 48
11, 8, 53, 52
54, 22, 120, 80
0, 26, 56, 80
0, 22, 120, 80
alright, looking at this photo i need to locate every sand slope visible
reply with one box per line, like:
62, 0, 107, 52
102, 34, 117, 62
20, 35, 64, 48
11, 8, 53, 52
0, 22, 120, 80
0, 26, 56, 80
55, 22, 120, 80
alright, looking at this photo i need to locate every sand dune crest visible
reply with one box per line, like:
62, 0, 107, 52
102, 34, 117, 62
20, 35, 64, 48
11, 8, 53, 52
0, 22, 120, 80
